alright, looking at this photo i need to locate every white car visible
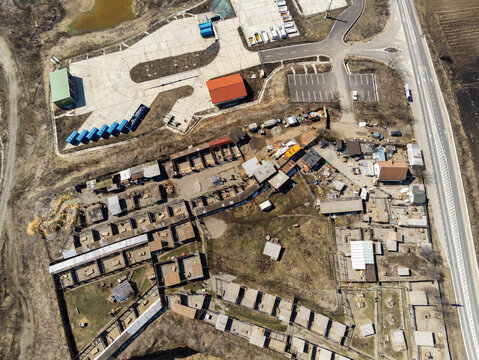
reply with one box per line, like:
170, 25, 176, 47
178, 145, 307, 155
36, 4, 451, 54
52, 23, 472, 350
352, 90, 359, 101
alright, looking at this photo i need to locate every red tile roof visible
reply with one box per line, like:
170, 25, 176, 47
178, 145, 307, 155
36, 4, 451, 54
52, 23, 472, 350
208, 137, 232, 148
377, 160, 408, 181
206, 74, 247, 105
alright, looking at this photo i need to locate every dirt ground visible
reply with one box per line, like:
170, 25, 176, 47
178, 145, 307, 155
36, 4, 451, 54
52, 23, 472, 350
345, 57, 413, 129
347, 290, 376, 358
345, 0, 390, 43
130, 42, 219, 83
211, 176, 339, 313
120, 311, 285, 360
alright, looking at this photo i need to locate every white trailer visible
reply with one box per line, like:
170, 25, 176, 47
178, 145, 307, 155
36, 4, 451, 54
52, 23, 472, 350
278, 26, 288, 39
261, 30, 270, 43
284, 21, 294, 29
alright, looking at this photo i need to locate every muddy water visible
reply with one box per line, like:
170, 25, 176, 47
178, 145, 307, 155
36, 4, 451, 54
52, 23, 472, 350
70, 0, 135, 33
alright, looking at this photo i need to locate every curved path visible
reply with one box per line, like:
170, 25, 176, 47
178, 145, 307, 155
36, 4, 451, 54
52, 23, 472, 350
262, 0, 479, 358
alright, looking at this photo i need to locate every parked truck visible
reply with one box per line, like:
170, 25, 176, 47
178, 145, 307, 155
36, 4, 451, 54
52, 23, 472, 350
127, 104, 149, 131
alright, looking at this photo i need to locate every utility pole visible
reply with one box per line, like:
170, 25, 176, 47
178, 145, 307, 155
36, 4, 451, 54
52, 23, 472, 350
325, 0, 333, 19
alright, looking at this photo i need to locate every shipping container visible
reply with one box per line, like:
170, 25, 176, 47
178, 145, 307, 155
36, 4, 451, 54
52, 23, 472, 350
200, 27, 213, 37
86, 127, 98, 141
107, 121, 119, 135
97, 124, 109, 138
77, 129, 89, 143
117, 119, 129, 133
199, 22, 212, 29
66, 131, 79, 144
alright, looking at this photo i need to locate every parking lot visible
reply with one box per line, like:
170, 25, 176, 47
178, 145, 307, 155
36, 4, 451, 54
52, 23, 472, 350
287, 73, 336, 102
348, 73, 377, 102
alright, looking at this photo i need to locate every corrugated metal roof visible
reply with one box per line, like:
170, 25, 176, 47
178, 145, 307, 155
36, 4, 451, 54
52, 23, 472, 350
49, 234, 148, 274
350, 241, 375, 270
407, 143, 424, 166
206, 74, 247, 105
242, 157, 260, 177
108, 195, 121, 215
49, 68, 71, 102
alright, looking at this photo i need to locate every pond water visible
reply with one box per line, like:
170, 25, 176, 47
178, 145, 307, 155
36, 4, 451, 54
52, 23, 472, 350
70, 0, 135, 33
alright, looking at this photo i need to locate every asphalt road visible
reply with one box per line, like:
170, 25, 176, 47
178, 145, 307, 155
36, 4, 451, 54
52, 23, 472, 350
397, 0, 479, 358
258, 0, 479, 357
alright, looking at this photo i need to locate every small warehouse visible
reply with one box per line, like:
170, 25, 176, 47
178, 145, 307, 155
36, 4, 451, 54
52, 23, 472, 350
318, 197, 363, 215
263, 241, 282, 260
49, 68, 76, 108
206, 74, 247, 107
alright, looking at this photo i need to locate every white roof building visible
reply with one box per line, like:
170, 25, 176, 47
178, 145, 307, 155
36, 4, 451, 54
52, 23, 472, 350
393, 330, 407, 349
397, 267, 411, 276
317, 348, 333, 360
249, 326, 266, 348
263, 241, 282, 260
414, 331, 435, 346
143, 162, 161, 178
242, 157, 260, 177
108, 195, 122, 215
360, 323, 376, 337
350, 241, 375, 270
407, 144, 424, 166
216, 314, 229, 331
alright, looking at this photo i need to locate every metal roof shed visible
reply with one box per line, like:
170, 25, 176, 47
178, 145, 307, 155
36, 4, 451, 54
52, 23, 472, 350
414, 331, 435, 346
317, 348, 333, 360
216, 314, 229, 331
407, 143, 424, 166
359, 323, 375, 337
249, 326, 266, 348
49, 68, 75, 108
112, 281, 136, 302
253, 161, 277, 183
108, 195, 122, 215
350, 241, 375, 270
242, 157, 260, 177
268, 171, 290, 190
263, 241, 282, 260
143, 162, 161, 178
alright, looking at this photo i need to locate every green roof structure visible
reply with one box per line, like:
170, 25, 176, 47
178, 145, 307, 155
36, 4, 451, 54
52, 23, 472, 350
49, 68, 75, 108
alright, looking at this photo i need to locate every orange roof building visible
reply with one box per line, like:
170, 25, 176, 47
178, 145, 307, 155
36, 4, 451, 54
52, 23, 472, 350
374, 160, 409, 182
206, 74, 247, 106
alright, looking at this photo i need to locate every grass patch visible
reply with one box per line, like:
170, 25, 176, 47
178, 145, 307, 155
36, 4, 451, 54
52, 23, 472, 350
346, 57, 413, 128
130, 42, 219, 83
302, 8, 345, 41
224, 302, 287, 333
346, 0, 390, 43
212, 175, 337, 310
64, 265, 153, 350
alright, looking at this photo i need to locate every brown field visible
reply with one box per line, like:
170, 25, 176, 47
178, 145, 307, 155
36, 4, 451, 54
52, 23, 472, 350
211, 175, 339, 313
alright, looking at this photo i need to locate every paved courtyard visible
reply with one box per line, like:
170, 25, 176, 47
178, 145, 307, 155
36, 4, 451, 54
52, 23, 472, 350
348, 73, 377, 102
297, 0, 348, 16
230, 0, 298, 44
287, 73, 337, 102
66, 15, 260, 147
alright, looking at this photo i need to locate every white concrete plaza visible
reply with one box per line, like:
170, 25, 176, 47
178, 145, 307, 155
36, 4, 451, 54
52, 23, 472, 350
66, 15, 260, 145
297, 0, 347, 16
